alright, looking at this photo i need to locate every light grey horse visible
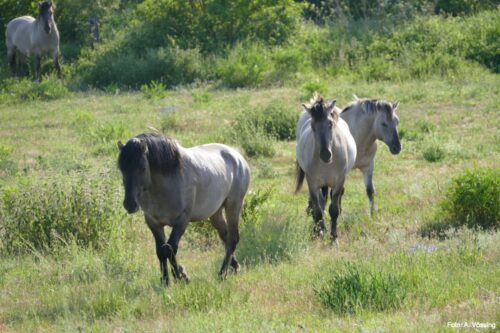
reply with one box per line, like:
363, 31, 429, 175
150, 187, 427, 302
295, 94, 357, 241
6, 1, 61, 79
118, 133, 250, 286
340, 98, 401, 215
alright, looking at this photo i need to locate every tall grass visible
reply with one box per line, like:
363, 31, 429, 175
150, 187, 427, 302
0, 174, 125, 253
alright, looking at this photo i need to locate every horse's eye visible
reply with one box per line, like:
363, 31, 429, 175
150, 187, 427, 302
328, 122, 333, 128
382, 122, 388, 127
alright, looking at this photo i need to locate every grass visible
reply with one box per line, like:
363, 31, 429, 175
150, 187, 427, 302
0, 74, 499, 331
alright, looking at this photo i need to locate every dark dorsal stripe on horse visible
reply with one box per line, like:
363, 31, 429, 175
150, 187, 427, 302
118, 133, 181, 174
342, 99, 394, 116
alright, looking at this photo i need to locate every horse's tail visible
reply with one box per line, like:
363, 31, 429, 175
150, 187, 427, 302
295, 161, 305, 194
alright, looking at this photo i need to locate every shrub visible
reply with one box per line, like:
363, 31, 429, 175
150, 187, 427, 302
238, 190, 309, 264
441, 168, 499, 230
315, 261, 409, 314
235, 104, 298, 141
301, 79, 328, 99
423, 143, 445, 162
0, 175, 126, 253
232, 123, 276, 158
0, 76, 69, 102
140, 80, 168, 100
215, 43, 273, 88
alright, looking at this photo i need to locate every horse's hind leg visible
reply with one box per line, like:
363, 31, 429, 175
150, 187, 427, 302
7, 47, 16, 75
35, 55, 42, 81
210, 207, 240, 273
220, 198, 243, 278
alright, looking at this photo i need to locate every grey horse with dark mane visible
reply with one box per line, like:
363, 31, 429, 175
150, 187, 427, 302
6, 1, 61, 78
296, 94, 357, 241
117, 133, 250, 285
340, 97, 402, 215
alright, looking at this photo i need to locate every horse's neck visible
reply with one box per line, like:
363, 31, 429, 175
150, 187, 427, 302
343, 109, 377, 151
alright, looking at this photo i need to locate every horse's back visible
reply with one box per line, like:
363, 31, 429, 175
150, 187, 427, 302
188, 143, 250, 198
6, 16, 35, 53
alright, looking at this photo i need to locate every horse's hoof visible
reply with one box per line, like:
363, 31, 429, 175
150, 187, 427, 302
178, 265, 190, 283
331, 238, 339, 248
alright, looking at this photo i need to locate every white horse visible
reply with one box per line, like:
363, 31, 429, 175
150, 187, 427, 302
118, 133, 250, 285
340, 98, 401, 215
5, 1, 61, 79
295, 94, 357, 241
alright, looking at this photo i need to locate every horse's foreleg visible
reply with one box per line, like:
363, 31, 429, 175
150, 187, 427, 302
308, 184, 325, 238
35, 55, 41, 81
147, 221, 169, 286
362, 166, 375, 216
53, 50, 61, 78
166, 219, 189, 282
329, 185, 343, 244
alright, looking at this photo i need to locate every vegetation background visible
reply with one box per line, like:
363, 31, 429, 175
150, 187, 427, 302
0, 0, 498, 331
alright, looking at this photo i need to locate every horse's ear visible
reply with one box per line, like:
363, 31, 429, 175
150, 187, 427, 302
117, 141, 124, 151
302, 104, 310, 112
38, 2, 42, 9
327, 100, 337, 112
139, 140, 148, 153
392, 101, 400, 110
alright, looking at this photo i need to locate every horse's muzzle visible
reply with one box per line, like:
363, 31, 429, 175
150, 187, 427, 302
123, 200, 139, 214
320, 149, 332, 163
389, 143, 402, 155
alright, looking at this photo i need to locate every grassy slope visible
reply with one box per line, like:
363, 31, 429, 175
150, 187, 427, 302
0, 74, 499, 332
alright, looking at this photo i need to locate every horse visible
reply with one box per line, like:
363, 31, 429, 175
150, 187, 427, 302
340, 97, 401, 215
117, 133, 250, 286
295, 94, 357, 242
5, 1, 61, 79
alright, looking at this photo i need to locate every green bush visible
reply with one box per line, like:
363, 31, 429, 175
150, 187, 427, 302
215, 43, 273, 88
0, 175, 125, 253
232, 123, 276, 158
441, 168, 499, 230
423, 141, 445, 162
301, 78, 328, 98
238, 190, 309, 264
0, 76, 69, 102
235, 104, 298, 141
315, 261, 409, 314
140, 80, 168, 100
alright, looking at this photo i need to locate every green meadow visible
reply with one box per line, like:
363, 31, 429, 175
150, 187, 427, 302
0, 1, 499, 331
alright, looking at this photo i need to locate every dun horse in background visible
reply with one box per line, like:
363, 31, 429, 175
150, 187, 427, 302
6, 1, 61, 79
118, 133, 250, 286
296, 94, 357, 242
340, 98, 402, 215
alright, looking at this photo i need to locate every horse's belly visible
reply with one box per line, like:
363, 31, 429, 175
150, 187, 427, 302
190, 185, 228, 220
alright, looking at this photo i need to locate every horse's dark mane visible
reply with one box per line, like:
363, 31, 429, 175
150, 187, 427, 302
39, 1, 52, 15
118, 133, 181, 174
305, 94, 337, 122
342, 98, 393, 116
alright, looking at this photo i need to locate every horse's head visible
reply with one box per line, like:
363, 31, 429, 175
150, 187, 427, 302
117, 138, 152, 214
38, 1, 55, 34
303, 94, 338, 163
371, 100, 401, 155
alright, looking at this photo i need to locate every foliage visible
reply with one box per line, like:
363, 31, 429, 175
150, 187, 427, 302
441, 168, 499, 231
0, 76, 69, 102
238, 190, 309, 264
229, 122, 276, 158
235, 104, 298, 141
0, 175, 125, 253
0, 144, 17, 178
422, 143, 445, 162
315, 260, 410, 314
140, 80, 168, 100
